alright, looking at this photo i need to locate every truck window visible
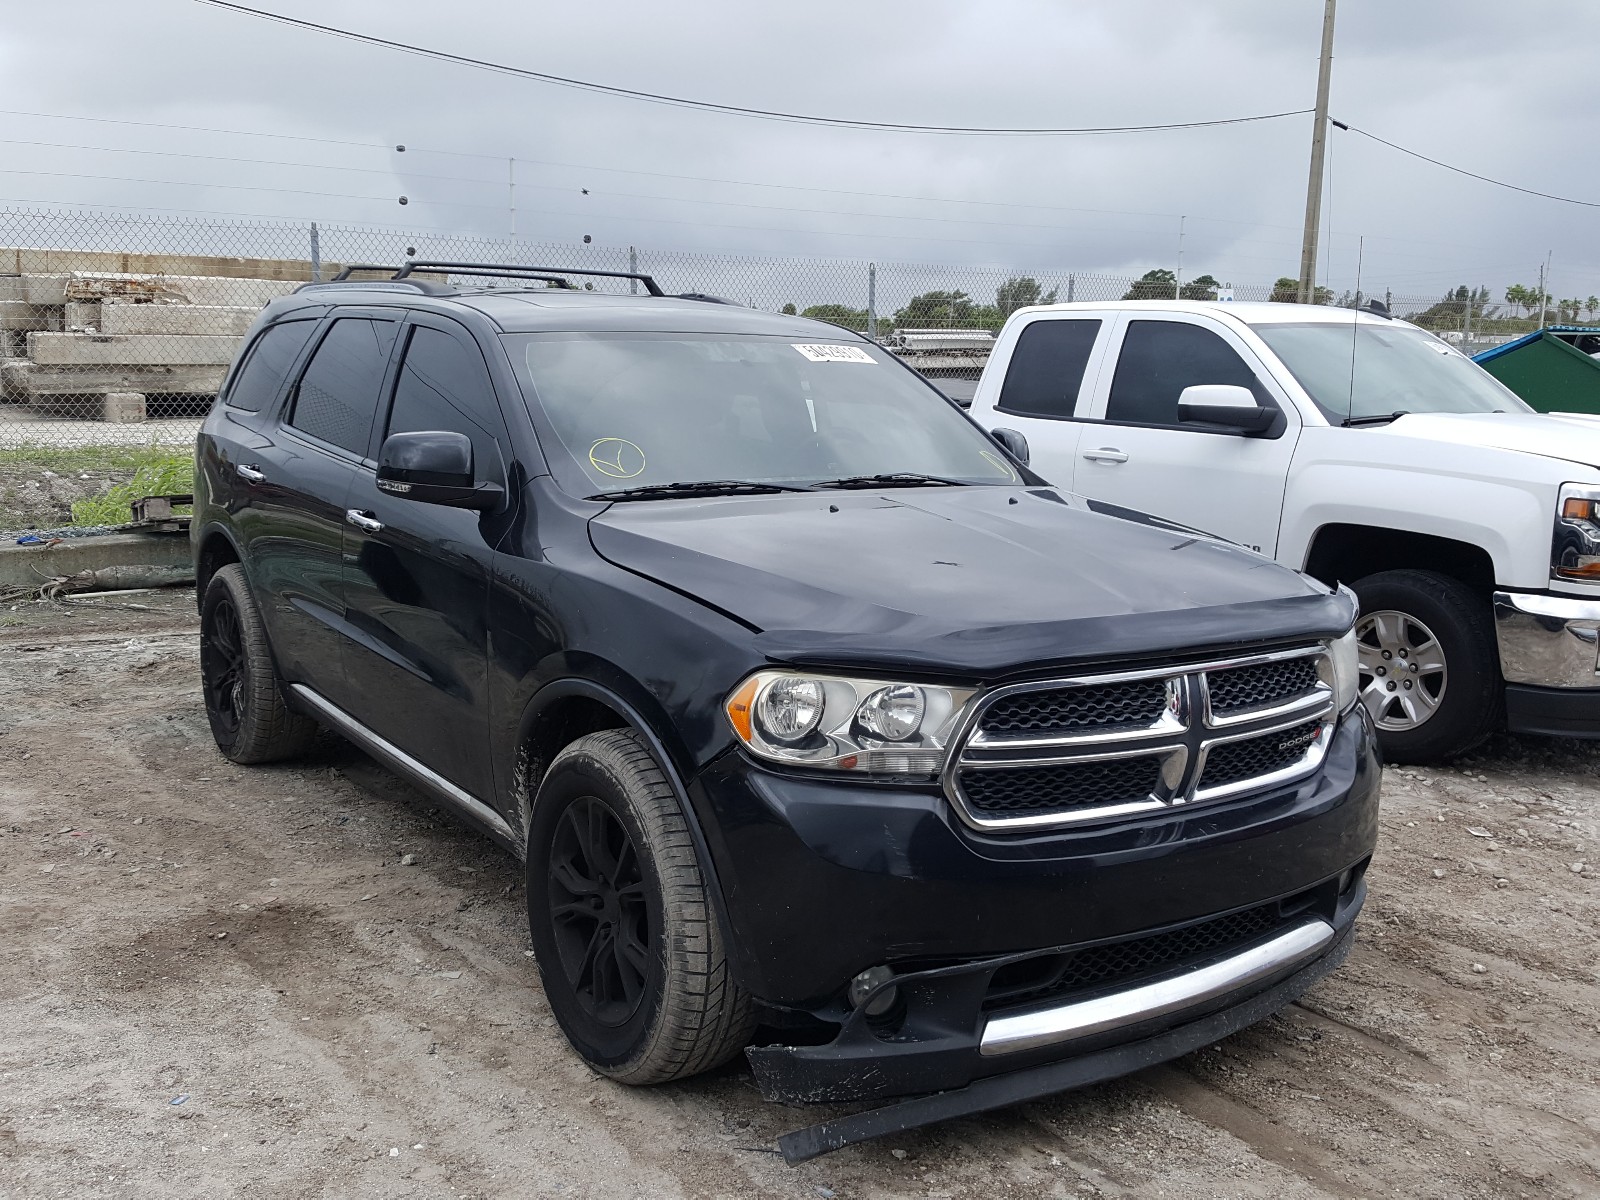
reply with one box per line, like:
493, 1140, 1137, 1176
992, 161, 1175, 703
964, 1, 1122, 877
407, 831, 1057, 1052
224, 319, 317, 413
996, 319, 1101, 419
385, 325, 508, 483
1106, 321, 1270, 426
287, 317, 397, 455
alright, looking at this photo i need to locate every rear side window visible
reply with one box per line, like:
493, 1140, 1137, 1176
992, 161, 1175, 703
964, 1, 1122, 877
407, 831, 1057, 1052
1106, 321, 1270, 426
288, 318, 397, 455
224, 319, 317, 412
996, 319, 1101, 418
385, 326, 507, 483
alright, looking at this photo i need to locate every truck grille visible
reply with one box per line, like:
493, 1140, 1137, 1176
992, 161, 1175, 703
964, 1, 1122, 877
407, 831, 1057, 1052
960, 757, 1165, 817
948, 647, 1334, 831
979, 677, 1169, 737
1207, 657, 1320, 716
983, 901, 1287, 1011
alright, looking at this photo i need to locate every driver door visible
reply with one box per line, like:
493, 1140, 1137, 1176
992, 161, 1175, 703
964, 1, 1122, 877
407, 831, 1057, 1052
1073, 314, 1301, 555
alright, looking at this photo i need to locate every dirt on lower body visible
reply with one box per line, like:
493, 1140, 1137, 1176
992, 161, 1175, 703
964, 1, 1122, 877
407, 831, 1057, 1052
0, 594, 1595, 1199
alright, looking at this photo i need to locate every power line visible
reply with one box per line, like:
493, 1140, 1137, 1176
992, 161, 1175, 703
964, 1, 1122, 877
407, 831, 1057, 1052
192, 0, 1312, 138
1340, 122, 1600, 209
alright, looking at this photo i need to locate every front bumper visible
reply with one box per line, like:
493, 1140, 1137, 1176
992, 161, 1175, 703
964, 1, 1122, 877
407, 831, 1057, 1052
1494, 591, 1600, 735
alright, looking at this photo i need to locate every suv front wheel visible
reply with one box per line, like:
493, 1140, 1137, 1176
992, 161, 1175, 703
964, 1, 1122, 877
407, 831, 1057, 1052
525, 729, 754, 1084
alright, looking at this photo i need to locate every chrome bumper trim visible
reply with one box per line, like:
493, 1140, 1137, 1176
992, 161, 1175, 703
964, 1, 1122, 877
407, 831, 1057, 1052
978, 918, 1335, 1056
1493, 591, 1600, 688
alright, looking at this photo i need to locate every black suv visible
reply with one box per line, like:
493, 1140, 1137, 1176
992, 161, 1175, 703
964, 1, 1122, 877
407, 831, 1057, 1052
192, 263, 1378, 1159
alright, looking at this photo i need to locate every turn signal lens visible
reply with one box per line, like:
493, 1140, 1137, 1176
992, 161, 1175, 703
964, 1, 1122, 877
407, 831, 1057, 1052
1564, 498, 1596, 521
725, 676, 759, 743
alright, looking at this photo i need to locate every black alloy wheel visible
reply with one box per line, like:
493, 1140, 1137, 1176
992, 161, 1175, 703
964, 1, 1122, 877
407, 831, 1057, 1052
547, 796, 653, 1027
201, 593, 247, 739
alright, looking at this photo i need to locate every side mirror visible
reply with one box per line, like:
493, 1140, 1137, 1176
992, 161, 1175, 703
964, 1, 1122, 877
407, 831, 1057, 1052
376, 430, 503, 511
990, 427, 1030, 467
1177, 384, 1275, 435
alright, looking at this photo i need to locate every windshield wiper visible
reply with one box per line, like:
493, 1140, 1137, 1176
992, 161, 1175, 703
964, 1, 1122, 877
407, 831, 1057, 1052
586, 479, 813, 501
1340, 411, 1410, 428
811, 472, 971, 490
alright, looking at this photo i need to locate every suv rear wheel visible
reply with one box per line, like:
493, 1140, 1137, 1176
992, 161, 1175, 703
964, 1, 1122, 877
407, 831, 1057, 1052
200, 563, 318, 763
525, 729, 754, 1084
1350, 568, 1500, 763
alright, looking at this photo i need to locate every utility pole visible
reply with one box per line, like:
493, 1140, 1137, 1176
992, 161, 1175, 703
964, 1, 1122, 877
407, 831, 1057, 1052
508, 158, 516, 241
1298, 0, 1337, 304
1175, 215, 1186, 299
1539, 253, 1551, 331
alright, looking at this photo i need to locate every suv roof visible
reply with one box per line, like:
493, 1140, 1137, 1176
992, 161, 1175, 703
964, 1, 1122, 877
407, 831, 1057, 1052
285, 260, 860, 338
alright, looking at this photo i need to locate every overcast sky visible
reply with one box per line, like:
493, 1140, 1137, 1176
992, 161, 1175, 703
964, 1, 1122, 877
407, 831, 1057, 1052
1, 0, 1596, 307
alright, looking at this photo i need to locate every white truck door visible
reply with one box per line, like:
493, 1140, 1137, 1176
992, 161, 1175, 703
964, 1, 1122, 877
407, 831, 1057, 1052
1073, 313, 1301, 555
967, 313, 1115, 492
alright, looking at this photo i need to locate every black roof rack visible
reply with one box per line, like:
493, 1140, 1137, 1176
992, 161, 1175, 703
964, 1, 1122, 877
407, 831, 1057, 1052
392, 260, 666, 296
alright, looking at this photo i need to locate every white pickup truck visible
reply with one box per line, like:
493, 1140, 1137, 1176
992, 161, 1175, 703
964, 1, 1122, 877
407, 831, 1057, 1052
967, 300, 1600, 762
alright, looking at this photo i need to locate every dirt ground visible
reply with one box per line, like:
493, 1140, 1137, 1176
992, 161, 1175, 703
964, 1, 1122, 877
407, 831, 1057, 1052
0, 592, 1595, 1200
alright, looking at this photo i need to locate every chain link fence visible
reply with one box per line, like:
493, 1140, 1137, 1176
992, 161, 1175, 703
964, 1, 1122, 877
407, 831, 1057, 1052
0, 204, 1585, 527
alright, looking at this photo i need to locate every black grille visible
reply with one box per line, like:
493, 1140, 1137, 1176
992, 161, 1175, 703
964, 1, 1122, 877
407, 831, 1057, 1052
960, 756, 1163, 817
980, 678, 1169, 737
1206, 657, 1319, 715
1201, 720, 1322, 791
984, 902, 1286, 1011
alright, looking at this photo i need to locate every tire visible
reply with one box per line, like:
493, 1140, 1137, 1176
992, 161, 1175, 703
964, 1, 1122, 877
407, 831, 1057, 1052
525, 729, 754, 1085
1349, 568, 1501, 763
199, 563, 318, 764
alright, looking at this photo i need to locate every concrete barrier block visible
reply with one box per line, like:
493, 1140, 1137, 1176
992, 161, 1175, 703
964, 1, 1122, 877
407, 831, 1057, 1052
0, 300, 60, 331
101, 303, 260, 336
0, 531, 193, 590
63, 302, 102, 330
1, 361, 228, 396
27, 331, 242, 366
100, 391, 147, 423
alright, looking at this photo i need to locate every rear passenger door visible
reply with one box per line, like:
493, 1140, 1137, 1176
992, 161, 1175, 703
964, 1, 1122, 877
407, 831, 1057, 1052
1074, 315, 1300, 555
243, 310, 399, 703
969, 313, 1113, 491
339, 315, 513, 801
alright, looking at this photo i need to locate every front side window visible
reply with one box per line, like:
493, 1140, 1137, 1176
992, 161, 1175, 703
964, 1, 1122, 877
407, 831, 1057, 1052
506, 333, 1019, 496
225, 319, 317, 412
1251, 320, 1531, 423
288, 318, 397, 455
996, 319, 1101, 418
1106, 321, 1271, 426
385, 326, 507, 483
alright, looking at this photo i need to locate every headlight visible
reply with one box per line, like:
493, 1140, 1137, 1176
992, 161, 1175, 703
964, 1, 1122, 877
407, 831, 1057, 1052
1324, 627, 1359, 714
725, 670, 976, 775
1553, 483, 1600, 580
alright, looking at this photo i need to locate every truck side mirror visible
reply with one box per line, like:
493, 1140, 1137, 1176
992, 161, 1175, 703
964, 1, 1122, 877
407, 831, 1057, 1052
1177, 385, 1275, 435
377, 430, 503, 511
990, 427, 1030, 466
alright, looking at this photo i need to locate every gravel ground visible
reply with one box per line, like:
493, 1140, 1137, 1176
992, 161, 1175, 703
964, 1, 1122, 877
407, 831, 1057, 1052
0, 593, 1595, 1199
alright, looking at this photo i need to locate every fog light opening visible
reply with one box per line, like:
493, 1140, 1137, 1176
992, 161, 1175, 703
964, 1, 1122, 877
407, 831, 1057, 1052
847, 966, 899, 1017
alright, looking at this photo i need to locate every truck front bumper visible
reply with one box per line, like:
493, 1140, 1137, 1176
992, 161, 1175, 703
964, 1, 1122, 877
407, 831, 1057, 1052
1494, 591, 1600, 735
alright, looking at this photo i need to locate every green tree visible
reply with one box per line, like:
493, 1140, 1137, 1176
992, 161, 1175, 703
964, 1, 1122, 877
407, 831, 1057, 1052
780, 303, 796, 315
1180, 273, 1221, 301
995, 276, 1058, 316
1271, 276, 1334, 305
1587, 296, 1599, 321
799, 303, 868, 329
1122, 269, 1177, 300
893, 290, 974, 327
1405, 285, 1495, 330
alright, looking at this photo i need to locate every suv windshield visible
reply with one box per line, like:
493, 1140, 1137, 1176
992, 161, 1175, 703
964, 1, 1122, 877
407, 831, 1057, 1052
1250, 320, 1530, 424
506, 332, 1019, 496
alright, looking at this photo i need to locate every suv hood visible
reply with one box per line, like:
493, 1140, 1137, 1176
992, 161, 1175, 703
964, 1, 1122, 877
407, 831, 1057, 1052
1377, 411, 1600, 467
589, 488, 1352, 677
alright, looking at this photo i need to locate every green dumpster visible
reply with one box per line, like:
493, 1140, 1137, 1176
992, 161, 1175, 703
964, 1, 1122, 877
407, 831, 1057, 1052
1474, 326, 1600, 414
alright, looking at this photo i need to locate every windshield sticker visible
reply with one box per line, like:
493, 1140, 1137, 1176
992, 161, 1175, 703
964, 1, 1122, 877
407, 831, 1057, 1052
589, 437, 647, 479
792, 343, 875, 364
979, 450, 1019, 481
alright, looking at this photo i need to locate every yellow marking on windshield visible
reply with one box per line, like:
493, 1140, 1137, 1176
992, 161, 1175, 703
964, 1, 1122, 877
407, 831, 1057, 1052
589, 438, 647, 479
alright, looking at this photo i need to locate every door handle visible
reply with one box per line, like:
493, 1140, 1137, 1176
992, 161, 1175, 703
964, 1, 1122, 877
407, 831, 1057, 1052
345, 509, 384, 533
1081, 447, 1129, 464
236, 463, 266, 482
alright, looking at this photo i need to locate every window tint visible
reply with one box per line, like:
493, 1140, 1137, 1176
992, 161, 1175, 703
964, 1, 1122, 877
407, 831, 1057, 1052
385, 326, 506, 481
288, 318, 396, 454
997, 319, 1101, 418
1106, 321, 1270, 426
225, 319, 317, 412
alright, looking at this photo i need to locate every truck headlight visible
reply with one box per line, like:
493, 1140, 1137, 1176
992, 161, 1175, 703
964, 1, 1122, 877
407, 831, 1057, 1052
725, 670, 976, 776
1553, 483, 1600, 580
1325, 628, 1359, 714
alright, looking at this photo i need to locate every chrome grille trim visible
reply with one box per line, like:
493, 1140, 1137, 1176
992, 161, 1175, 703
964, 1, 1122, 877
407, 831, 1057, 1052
944, 645, 1334, 832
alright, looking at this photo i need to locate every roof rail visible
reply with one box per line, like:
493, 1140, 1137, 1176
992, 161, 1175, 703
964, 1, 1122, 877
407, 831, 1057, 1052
392, 260, 666, 296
